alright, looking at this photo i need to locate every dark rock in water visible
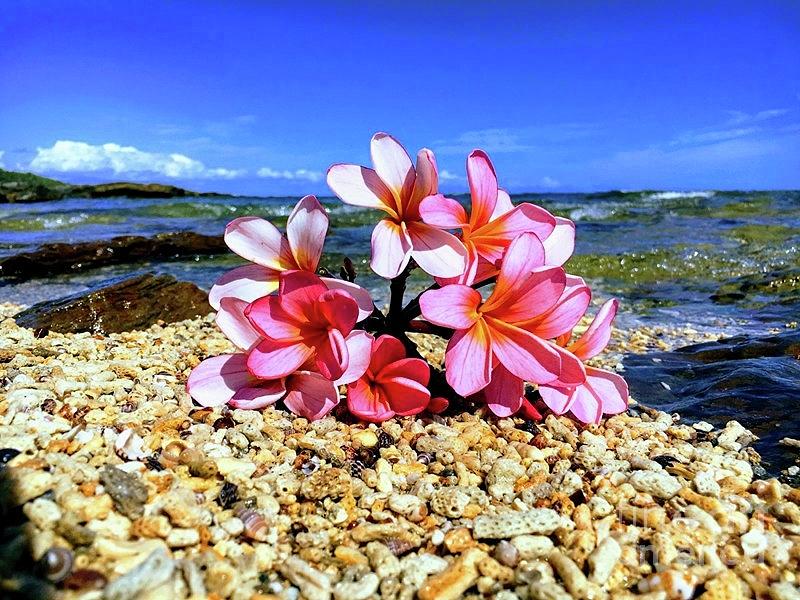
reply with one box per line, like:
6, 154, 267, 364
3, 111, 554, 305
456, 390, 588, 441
13, 273, 211, 334
624, 331, 800, 475
0, 232, 226, 281
712, 266, 800, 309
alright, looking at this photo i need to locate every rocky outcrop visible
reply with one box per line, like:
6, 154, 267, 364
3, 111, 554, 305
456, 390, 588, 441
0, 232, 227, 281
13, 273, 212, 334
0, 169, 224, 203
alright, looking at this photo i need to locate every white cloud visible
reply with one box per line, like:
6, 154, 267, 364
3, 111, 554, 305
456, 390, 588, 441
256, 167, 323, 182
29, 140, 244, 179
672, 126, 761, 146
540, 176, 560, 188
439, 169, 460, 181
725, 108, 789, 125
0, 150, 5, 169
435, 128, 530, 154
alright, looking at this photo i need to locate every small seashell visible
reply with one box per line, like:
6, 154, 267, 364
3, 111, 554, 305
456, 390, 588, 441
377, 430, 395, 448
0, 448, 21, 467
235, 507, 269, 542
63, 568, 108, 591
494, 540, 519, 568
160, 440, 186, 466
217, 481, 239, 510
417, 452, 433, 465
301, 456, 321, 476
115, 429, 146, 461
384, 537, 416, 556
39, 546, 73, 582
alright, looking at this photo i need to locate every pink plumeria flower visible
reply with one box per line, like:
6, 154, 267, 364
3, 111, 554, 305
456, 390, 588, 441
420, 150, 558, 284
245, 270, 368, 382
419, 233, 586, 416
327, 132, 467, 279
346, 334, 431, 422
209, 194, 373, 320
187, 295, 371, 419
539, 299, 629, 424
420, 150, 577, 284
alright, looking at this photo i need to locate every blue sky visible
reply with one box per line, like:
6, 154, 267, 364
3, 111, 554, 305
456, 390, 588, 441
1, 0, 799, 195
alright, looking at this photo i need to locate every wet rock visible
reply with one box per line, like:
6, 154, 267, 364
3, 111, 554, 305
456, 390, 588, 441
14, 273, 212, 334
99, 466, 147, 519
0, 232, 226, 281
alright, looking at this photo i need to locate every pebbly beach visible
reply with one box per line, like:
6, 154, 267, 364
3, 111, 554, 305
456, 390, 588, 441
2, 300, 799, 599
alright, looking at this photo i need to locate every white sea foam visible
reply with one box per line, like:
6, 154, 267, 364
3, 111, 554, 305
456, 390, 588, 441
645, 191, 715, 201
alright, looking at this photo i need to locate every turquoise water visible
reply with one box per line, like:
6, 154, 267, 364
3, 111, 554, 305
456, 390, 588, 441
1, 190, 798, 335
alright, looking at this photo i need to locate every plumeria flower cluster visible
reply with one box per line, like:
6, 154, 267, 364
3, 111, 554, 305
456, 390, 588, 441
188, 133, 628, 424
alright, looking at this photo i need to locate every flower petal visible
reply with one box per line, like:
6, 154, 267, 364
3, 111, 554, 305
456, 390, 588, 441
187, 354, 254, 407
370, 218, 412, 279
370, 334, 408, 374
566, 384, 603, 424
276, 270, 329, 321
472, 203, 556, 263
287, 195, 328, 272
371, 132, 415, 209
321, 278, 374, 322
410, 148, 439, 208
427, 396, 449, 414
377, 357, 430, 387
407, 221, 467, 278
543, 217, 576, 267
467, 150, 498, 228
336, 331, 374, 385
444, 319, 493, 396
209, 264, 280, 310
419, 285, 482, 330
585, 366, 629, 415
283, 371, 339, 420
247, 339, 314, 379
419, 194, 468, 229
481, 233, 547, 315
550, 342, 587, 387
245, 295, 302, 341
539, 384, 574, 415
317, 289, 359, 334
521, 275, 591, 338
315, 328, 349, 381
327, 163, 394, 213
380, 375, 431, 416
228, 379, 287, 410
346, 378, 394, 422
483, 364, 524, 417
217, 297, 261, 351
224, 216, 294, 269
487, 318, 562, 385
485, 266, 566, 325
568, 298, 619, 360
490, 189, 515, 220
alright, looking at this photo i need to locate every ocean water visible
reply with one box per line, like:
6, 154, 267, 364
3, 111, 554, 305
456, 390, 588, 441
2, 189, 799, 472
1, 190, 798, 334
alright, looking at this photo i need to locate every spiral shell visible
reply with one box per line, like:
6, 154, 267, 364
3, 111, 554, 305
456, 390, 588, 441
384, 537, 416, 556
235, 507, 269, 542
160, 440, 186, 466
40, 546, 73, 582
115, 429, 146, 461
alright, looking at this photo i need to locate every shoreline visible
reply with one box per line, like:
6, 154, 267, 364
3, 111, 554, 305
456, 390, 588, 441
2, 310, 799, 598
